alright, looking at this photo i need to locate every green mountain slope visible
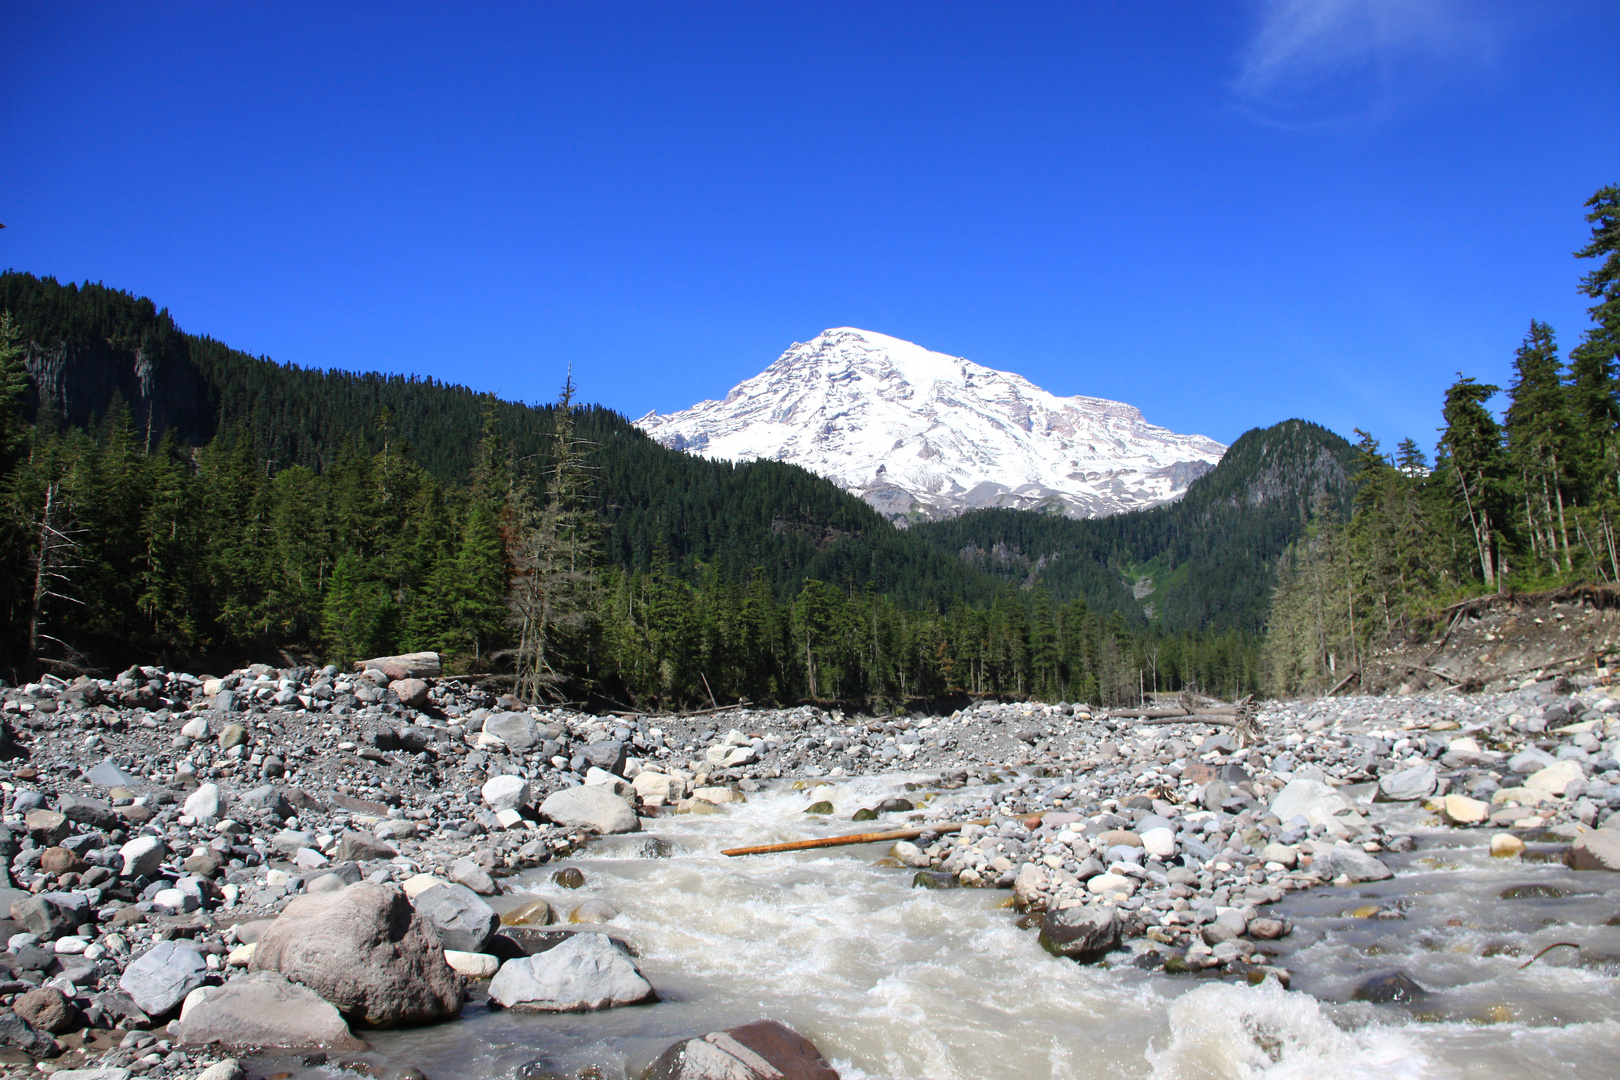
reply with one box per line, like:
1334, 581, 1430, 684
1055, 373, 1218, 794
1, 271, 994, 609
909, 420, 1357, 632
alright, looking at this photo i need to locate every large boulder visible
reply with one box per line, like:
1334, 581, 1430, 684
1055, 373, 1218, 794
12, 892, 89, 939
1376, 764, 1437, 802
12, 987, 75, 1034
580, 740, 627, 775
483, 712, 538, 751
56, 794, 117, 831
250, 882, 463, 1027
355, 652, 442, 679
177, 971, 365, 1050
412, 883, 499, 953
1566, 828, 1620, 871
1328, 844, 1393, 883
646, 1019, 840, 1080
1037, 904, 1121, 963
119, 940, 210, 1017
1526, 760, 1585, 796
487, 932, 657, 1012
1270, 779, 1354, 826
540, 786, 640, 834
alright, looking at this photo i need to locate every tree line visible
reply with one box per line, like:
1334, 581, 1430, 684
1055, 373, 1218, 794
1263, 184, 1620, 695
0, 290, 1260, 708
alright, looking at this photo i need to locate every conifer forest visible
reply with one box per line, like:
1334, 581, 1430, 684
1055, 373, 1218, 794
0, 185, 1616, 711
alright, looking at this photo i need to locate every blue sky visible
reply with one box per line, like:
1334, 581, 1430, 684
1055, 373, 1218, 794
3, 1, 1616, 452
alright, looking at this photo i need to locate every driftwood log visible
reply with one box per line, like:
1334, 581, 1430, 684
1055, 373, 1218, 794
722, 817, 1001, 857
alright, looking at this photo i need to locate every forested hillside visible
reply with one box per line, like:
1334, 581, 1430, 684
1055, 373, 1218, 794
909, 419, 1358, 633
1262, 184, 1620, 695
0, 272, 1277, 706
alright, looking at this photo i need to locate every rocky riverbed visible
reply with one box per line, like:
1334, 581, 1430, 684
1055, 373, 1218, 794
0, 652, 1617, 1079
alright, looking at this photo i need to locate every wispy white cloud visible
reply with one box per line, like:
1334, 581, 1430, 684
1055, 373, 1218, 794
1232, 0, 1502, 126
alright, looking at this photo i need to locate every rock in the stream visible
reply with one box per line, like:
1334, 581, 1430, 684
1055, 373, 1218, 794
1329, 844, 1393, 883
1440, 794, 1490, 826
119, 940, 210, 1017
1351, 970, 1427, 1004
501, 898, 554, 927
1566, 828, 1620, 871
1038, 904, 1121, 963
539, 786, 641, 834
413, 883, 500, 953
250, 882, 464, 1027
177, 970, 365, 1050
487, 931, 657, 1012
646, 1019, 840, 1080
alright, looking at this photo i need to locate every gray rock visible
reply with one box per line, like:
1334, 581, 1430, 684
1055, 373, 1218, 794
12, 892, 88, 939
250, 882, 463, 1027
239, 786, 294, 818
177, 970, 364, 1050
0, 1008, 60, 1058
57, 794, 117, 831
539, 786, 640, 834
484, 712, 538, 751
1376, 764, 1437, 802
1566, 828, 1620, 871
451, 857, 498, 896
119, 939, 209, 1016
119, 835, 167, 878
1038, 904, 1121, 963
487, 932, 657, 1012
413, 883, 499, 953
1329, 844, 1393, 883
334, 831, 397, 862
580, 740, 627, 775
645, 1019, 840, 1080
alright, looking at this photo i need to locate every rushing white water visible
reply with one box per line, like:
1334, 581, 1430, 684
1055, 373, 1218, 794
272, 774, 1619, 1080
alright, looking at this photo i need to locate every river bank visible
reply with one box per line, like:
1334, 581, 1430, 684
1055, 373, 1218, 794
0, 655, 1616, 1078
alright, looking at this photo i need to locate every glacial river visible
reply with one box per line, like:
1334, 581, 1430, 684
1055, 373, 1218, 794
272, 774, 1620, 1080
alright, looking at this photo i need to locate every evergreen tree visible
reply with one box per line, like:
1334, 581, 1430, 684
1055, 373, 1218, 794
510, 377, 600, 702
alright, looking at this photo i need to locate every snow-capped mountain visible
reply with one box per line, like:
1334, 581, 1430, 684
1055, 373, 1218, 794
635, 328, 1226, 522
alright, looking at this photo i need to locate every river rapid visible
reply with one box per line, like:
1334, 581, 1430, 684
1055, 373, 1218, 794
267, 773, 1620, 1080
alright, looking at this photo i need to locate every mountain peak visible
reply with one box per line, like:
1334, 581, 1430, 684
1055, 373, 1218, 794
637, 330, 1225, 522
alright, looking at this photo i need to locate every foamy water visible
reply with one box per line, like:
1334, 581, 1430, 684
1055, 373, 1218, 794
268, 774, 1619, 1080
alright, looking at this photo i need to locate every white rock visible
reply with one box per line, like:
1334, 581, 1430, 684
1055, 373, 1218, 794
183, 783, 224, 822
1526, 759, 1585, 796
1139, 827, 1176, 859
120, 835, 167, 878
481, 775, 532, 813
1086, 872, 1137, 896
402, 873, 447, 899
444, 949, 499, 978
